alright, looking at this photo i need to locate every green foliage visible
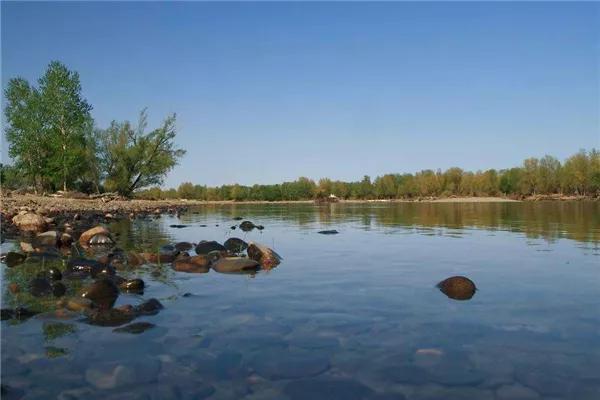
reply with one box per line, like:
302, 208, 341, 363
98, 110, 186, 196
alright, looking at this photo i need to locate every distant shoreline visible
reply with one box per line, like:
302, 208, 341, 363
1, 194, 597, 216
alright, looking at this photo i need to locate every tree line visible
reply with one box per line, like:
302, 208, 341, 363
136, 149, 600, 201
2, 61, 185, 196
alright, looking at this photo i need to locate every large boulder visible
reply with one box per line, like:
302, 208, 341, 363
195, 241, 226, 255
12, 213, 47, 233
224, 238, 248, 254
35, 231, 61, 247
247, 242, 283, 269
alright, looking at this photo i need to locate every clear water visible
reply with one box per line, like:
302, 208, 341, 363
2, 202, 600, 400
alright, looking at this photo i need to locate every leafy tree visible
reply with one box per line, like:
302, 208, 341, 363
99, 110, 186, 196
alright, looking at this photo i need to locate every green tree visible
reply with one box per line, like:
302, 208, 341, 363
99, 110, 186, 196
38, 61, 92, 191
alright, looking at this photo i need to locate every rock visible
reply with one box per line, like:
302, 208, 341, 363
79, 226, 111, 245
172, 257, 210, 273
113, 322, 156, 334
437, 276, 477, 300
252, 349, 330, 380
20, 242, 35, 253
318, 230, 339, 235
81, 278, 119, 309
212, 256, 260, 274
233, 216, 244, 221
195, 240, 226, 255
38, 267, 63, 281
89, 233, 114, 246
61, 297, 94, 312
59, 232, 73, 246
1, 251, 26, 267
224, 237, 248, 253
85, 306, 136, 327
284, 378, 374, 400
29, 277, 53, 297
66, 258, 115, 279
169, 224, 188, 228
127, 251, 146, 267
35, 230, 61, 247
247, 242, 283, 268
12, 212, 47, 232
496, 384, 541, 400
174, 241, 193, 251
119, 278, 145, 293
52, 282, 67, 297
134, 298, 163, 316
239, 220, 256, 231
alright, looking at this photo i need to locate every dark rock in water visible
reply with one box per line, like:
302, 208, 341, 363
239, 220, 256, 231
172, 257, 210, 273
169, 224, 188, 228
195, 240, 226, 255
437, 276, 477, 300
247, 242, 283, 269
127, 251, 146, 267
52, 282, 67, 297
224, 237, 248, 253
113, 322, 155, 334
66, 258, 115, 279
230, 225, 236, 230
3, 307, 39, 321
88, 233, 114, 246
119, 279, 145, 293
160, 244, 177, 253
252, 349, 330, 380
284, 378, 374, 400
37, 267, 63, 281
212, 256, 260, 274
2, 252, 26, 268
29, 278, 53, 297
174, 241, 193, 251
34, 230, 61, 247
256, 225, 264, 230
233, 216, 244, 221
81, 279, 119, 309
318, 230, 339, 235
85, 306, 136, 327
1, 309, 14, 321
134, 298, 163, 316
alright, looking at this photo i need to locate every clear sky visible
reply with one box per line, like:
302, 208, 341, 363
2, 1, 599, 188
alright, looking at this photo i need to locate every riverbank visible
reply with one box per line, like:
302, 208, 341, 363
2, 193, 597, 216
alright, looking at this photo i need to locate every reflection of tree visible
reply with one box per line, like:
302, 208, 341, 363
108, 218, 173, 252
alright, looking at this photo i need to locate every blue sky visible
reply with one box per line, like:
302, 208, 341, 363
2, 1, 599, 187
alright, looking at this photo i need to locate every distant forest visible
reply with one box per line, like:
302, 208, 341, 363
137, 149, 599, 201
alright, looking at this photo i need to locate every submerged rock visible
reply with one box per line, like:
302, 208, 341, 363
85, 306, 136, 327
224, 237, 248, 253
174, 241, 193, 251
29, 278, 53, 297
113, 322, 155, 334
1, 252, 26, 268
12, 212, 47, 232
172, 256, 210, 273
318, 230, 339, 235
66, 258, 115, 279
239, 221, 256, 232
134, 298, 163, 316
212, 256, 260, 274
119, 278, 145, 293
81, 278, 119, 309
437, 276, 477, 300
247, 242, 283, 268
52, 282, 67, 297
38, 267, 63, 281
195, 240, 226, 255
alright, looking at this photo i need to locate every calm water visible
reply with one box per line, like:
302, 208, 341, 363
2, 202, 600, 400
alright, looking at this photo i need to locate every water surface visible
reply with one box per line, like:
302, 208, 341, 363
2, 202, 600, 399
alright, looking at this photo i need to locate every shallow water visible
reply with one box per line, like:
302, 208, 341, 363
2, 202, 600, 400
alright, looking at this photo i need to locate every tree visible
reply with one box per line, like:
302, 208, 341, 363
99, 110, 186, 196
38, 61, 92, 191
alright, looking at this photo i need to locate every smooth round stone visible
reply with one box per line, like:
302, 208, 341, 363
85, 307, 136, 327
284, 378, 374, 400
38, 267, 63, 281
436, 276, 477, 300
251, 348, 330, 380
172, 257, 210, 273
239, 221, 256, 231
29, 277, 53, 297
52, 282, 67, 297
2, 251, 26, 267
134, 298, 163, 316
195, 241, 226, 255
119, 278, 145, 293
174, 242, 193, 251
81, 279, 119, 309
85, 359, 160, 389
212, 257, 260, 274
66, 258, 115, 279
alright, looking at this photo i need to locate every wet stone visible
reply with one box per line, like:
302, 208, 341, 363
318, 230, 339, 235
66, 258, 115, 279
81, 278, 119, 309
224, 237, 248, 253
114, 322, 156, 334
52, 281, 67, 297
284, 378, 374, 400
195, 240, 226, 255
35, 230, 61, 247
251, 348, 330, 380
135, 298, 164, 316
29, 277, 53, 297
2, 251, 26, 267
239, 220, 256, 231
174, 241, 193, 251
437, 276, 477, 300
119, 278, 145, 293
38, 267, 63, 281
86, 306, 136, 327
